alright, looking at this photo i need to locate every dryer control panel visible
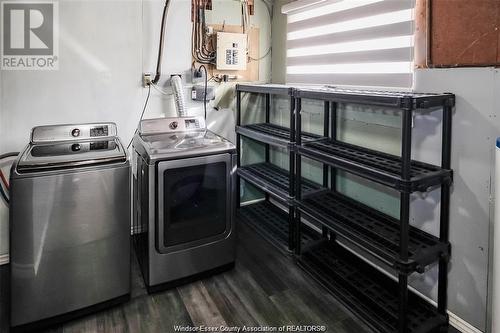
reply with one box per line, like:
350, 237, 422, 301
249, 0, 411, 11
139, 116, 206, 135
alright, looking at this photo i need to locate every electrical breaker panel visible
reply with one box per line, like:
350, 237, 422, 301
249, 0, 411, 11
216, 32, 247, 71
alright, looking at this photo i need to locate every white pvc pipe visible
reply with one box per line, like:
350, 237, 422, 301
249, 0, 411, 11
492, 138, 500, 332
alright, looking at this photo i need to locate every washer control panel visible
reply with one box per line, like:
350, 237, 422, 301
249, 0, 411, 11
89, 125, 109, 137
31, 123, 117, 143
140, 116, 206, 135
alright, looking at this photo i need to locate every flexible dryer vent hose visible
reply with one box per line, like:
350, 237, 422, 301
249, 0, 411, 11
171, 75, 187, 117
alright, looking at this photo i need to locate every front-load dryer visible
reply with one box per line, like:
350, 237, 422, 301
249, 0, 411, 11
132, 116, 237, 293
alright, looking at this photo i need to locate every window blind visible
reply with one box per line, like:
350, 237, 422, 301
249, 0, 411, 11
284, 0, 416, 89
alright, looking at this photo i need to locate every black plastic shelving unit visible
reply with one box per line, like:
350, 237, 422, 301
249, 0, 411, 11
294, 87, 455, 333
235, 84, 455, 333
235, 84, 298, 251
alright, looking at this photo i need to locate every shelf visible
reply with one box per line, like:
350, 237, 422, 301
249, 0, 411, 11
297, 139, 452, 192
237, 201, 320, 253
237, 123, 321, 149
297, 241, 447, 333
295, 87, 455, 110
297, 190, 449, 273
236, 83, 294, 96
237, 162, 322, 204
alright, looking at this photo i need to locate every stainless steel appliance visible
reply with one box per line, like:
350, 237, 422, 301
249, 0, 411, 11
132, 116, 236, 293
10, 123, 131, 331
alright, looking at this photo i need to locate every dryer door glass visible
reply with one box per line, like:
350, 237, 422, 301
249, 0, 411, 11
159, 156, 230, 250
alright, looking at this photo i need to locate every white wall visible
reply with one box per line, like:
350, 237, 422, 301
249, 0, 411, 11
0, 0, 271, 260
413, 68, 500, 331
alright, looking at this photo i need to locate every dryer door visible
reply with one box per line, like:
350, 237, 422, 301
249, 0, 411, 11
156, 153, 232, 254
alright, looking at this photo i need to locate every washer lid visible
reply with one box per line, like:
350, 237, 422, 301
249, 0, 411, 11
17, 138, 127, 172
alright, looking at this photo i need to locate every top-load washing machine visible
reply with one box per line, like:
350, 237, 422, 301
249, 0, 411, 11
132, 116, 237, 292
10, 123, 131, 331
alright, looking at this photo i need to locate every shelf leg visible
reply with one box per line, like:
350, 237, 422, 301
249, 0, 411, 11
330, 102, 338, 193
322, 101, 330, 238
265, 93, 270, 123
322, 101, 330, 187
399, 109, 413, 333
236, 90, 242, 208
264, 143, 270, 203
290, 95, 296, 142
264, 94, 271, 202
288, 96, 297, 251
295, 98, 303, 256
399, 192, 411, 333
288, 206, 295, 252
438, 105, 453, 315
399, 273, 409, 333
289, 149, 296, 251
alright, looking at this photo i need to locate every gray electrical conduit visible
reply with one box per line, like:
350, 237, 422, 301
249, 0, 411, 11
152, 0, 171, 84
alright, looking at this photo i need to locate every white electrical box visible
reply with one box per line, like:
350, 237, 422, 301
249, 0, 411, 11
216, 32, 247, 71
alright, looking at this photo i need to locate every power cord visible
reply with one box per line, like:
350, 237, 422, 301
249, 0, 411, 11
0, 152, 18, 205
0, 183, 8, 205
128, 84, 151, 149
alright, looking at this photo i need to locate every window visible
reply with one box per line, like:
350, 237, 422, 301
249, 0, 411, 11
283, 0, 416, 89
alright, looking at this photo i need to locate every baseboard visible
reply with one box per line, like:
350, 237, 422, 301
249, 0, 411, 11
0, 254, 9, 265
411, 288, 483, 333
448, 312, 484, 333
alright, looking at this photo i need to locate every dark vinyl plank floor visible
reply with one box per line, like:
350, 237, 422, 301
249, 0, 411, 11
0, 222, 459, 333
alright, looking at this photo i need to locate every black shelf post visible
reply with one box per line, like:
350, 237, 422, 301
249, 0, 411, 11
236, 90, 242, 208
438, 104, 453, 315
289, 95, 297, 251
322, 101, 330, 238
265, 93, 271, 203
399, 108, 413, 333
330, 102, 338, 193
295, 97, 303, 256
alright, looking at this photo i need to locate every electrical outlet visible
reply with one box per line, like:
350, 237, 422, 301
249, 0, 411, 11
143, 73, 152, 87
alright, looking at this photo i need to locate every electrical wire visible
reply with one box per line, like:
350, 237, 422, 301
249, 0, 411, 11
248, 0, 273, 62
151, 83, 171, 96
0, 170, 9, 190
0, 183, 8, 205
249, 47, 272, 61
0, 169, 8, 204
198, 65, 209, 121
0, 152, 19, 161
128, 85, 151, 149
192, 0, 216, 64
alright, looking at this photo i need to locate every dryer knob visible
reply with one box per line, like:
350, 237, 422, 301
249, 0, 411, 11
169, 121, 178, 130
71, 128, 81, 137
